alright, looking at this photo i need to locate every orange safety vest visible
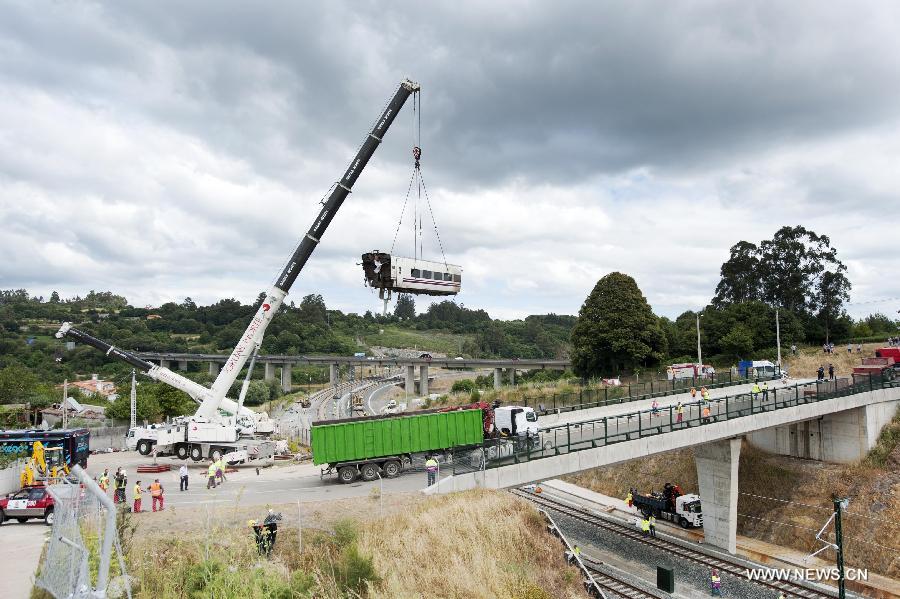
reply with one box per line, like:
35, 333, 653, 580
150, 482, 162, 497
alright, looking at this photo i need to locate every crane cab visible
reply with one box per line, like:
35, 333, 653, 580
362, 251, 462, 297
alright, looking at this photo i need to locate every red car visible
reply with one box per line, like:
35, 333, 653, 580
0, 485, 55, 526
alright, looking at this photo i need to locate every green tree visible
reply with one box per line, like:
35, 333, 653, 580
299, 294, 328, 325
242, 380, 270, 406
719, 324, 754, 359
712, 241, 761, 307
49, 291, 60, 303
0, 364, 39, 404
570, 272, 666, 378
394, 294, 416, 320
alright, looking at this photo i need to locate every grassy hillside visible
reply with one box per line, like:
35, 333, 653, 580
54, 490, 584, 599
360, 324, 473, 356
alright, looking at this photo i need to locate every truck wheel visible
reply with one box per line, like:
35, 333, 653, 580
137, 440, 153, 456
175, 445, 188, 460
44, 508, 54, 526
360, 463, 379, 482
338, 466, 357, 484
210, 448, 223, 461
679, 516, 689, 528
189, 446, 203, 462
16, 517, 28, 523
0, 510, 5, 526
382, 460, 401, 478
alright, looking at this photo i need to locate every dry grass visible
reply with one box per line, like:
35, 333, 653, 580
359, 489, 584, 599
108, 490, 582, 598
782, 342, 886, 378
566, 441, 900, 578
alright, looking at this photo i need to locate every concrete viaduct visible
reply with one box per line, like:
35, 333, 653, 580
135, 352, 569, 395
426, 378, 900, 556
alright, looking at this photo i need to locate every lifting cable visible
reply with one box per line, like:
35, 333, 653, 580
388, 91, 449, 269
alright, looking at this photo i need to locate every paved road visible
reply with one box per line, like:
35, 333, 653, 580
1, 522, 50, 599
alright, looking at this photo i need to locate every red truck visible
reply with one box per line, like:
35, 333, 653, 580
875, 347, 900, 365
0, 485, 55, 526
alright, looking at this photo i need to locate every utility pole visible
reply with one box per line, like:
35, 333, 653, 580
833, 497, 848, 599
696, 313, 703, 366
775, 308, 782, 370
62, 379, 68, 430
130, 369, 137, 430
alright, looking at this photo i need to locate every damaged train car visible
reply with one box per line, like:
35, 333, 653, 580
362, 251, 462, 297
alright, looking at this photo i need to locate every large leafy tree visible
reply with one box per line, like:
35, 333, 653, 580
570, 272, 666, 377
394, 294, 416, 320
712, 241, 761, 307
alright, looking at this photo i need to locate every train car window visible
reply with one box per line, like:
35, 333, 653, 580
443, 273, 452, 281
453, 274, 461, 283
422, 270, 433, 279
411, 269, 421, 278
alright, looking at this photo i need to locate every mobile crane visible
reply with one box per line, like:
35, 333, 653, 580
56, 79, 421, 463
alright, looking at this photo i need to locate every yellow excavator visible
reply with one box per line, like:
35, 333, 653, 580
20, 441, 69, 487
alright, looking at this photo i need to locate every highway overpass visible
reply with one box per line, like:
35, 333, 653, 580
426, 375, 900, 555
135, 351, 569, 393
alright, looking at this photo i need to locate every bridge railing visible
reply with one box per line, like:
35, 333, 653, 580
450, 371, 898, 474
515, 370, 782, 415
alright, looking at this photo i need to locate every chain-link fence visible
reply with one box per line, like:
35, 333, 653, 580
35, 466, 130, 599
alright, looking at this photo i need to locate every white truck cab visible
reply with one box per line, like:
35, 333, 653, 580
493, 406, 539, 437
675, 493, 703, 527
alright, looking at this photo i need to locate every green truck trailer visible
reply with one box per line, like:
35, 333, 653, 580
311, 408, 486, 483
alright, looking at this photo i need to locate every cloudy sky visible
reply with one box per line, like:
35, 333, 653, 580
2, 1, 900, 320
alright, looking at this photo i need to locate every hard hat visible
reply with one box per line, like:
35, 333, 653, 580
247, 519, 257, 527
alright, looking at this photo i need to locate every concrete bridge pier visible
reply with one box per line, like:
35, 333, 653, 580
420, 364, 429, 396
406, 365, 416, 394
508, 368, 516, 386
160, 359, 171, 369
330, 363, 339, 387
494, 368, 502, 390
281, 364, 292, 393
694, 437, 741, 553
178, 360, 188, 371
264, 363, 276, 382
208, 362, 219, 377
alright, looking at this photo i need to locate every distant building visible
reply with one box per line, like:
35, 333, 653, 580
146, 314, 162, 320
40, 396, 107, 427
58, 375, 117, 401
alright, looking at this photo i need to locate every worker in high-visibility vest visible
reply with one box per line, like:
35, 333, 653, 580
425, 456, 438, 486
710, 568, 722, 596
133, 480, 143, 513
751, 382, 761, 400
640, 517, 651, 537
625, 489, 633, 508
207, 461, 217, 489
148, 478, 164, 512
648, 515, 657, 537
701, 387, 710, 402
98, 469, 110, 493
675, 402, 684, 424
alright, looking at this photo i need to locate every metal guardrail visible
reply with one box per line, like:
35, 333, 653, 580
454, 372, 898, 474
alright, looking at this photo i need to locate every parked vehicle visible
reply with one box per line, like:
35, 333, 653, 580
313, 402, 538, 483
666, 363, 715, 381
875, 347, 900, 367
737, 360, 784, 379
632, 482, 703, 528
0, 429, 89, 470
0, 485, 56, 526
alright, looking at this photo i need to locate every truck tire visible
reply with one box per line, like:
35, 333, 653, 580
16, 517, 28, 523
175, 444, 189, 460
210, 448, 223, 461
360, 463, 379, 482
382, 460, 401, 478
0, 510, 5, 526
137, 440, 153, 456
338, 466, 357, 484
189, 446, 203, 462
44, 508, 54, 526
679, 516, 689, 528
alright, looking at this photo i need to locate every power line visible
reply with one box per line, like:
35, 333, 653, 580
739, 492, 832, 513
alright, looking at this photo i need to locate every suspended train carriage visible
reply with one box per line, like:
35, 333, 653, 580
362, 252, 462, 302
361, 91, 464, 313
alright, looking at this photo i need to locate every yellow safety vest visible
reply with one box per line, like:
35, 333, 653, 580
208, 464, 217, 477
133, 484, 142, 499
676, 405, 684, 414
641, 519, 650, 531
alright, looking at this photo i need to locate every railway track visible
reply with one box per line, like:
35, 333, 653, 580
579, 556, 663, 598
512, 489, 837, 599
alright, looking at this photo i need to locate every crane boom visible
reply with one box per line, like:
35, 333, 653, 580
56, 79, 421, 422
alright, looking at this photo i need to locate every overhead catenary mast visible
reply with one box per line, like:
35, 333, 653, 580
57, 79, 420, 439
